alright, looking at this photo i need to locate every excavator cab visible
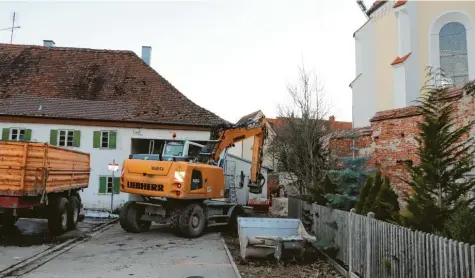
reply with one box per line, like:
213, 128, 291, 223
161, 140, 205, 162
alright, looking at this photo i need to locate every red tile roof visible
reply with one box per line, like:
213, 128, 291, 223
391, 52, 412, 66
0, 43, 227, 127
366, 0, 387, 16
393, 0, 407, 8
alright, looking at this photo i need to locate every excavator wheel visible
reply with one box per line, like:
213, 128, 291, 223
169, 208, 183, 236
178, 203, 206, 238
119, 201, 134, 232
126, 202, 151, 233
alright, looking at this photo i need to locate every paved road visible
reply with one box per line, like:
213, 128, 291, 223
0, 218, 110, 272
16, 224, 237, 278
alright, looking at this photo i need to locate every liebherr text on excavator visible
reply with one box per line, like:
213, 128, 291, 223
118, 113, 268, 238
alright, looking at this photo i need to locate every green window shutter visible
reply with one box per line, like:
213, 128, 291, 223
99, 177, 107, 194
113, 177, 120, 194
93, 131, 101, 148
73, 130, 81, 147
49, 130, 58, 146
109, 131, 117, 149
24, 129, 32, 141
2, 128, 9, 141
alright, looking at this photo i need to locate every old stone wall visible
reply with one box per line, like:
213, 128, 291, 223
329, 90, 475, 203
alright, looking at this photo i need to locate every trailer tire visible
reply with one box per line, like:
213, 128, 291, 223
119, 201, 134, 232
178, 203, 205, 238
127, 203, 151, 233
0, 210, 17, 233
67, 196, 80, 230
48, 197, 70, 236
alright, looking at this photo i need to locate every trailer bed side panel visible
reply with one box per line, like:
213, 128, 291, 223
0, 142, 90, 196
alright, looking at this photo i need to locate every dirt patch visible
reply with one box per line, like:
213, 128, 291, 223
222, 235, 344, 278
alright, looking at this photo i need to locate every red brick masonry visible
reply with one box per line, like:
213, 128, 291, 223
328, 90, 474, 203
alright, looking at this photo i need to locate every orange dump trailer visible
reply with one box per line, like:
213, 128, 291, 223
0, 141, 90, 235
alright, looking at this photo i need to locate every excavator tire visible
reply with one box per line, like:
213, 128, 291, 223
169, 208, 183, 236
227, 205, 245, 235
119, 201, 134, 232
178, 203, 206, 238
126, 202, 151, 233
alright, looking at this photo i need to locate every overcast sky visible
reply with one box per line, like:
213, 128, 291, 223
0, 0, 369, 123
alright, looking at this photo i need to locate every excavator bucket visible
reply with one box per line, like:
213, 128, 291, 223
237, 217, 316, 261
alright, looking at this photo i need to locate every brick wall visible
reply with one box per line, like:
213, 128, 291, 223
328, 90, 475, 204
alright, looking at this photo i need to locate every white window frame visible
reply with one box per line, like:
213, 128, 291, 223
429, 11, 475, 84
9, 128, 26, 141
101, 131, 110, 149
106, 176, 113, 194
58, 130, 74, 147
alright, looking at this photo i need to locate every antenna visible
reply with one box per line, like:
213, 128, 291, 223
0, 12, 21, 43
356, 0, 369, 19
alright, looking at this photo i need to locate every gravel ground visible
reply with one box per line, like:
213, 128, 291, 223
222, 234, 344, 278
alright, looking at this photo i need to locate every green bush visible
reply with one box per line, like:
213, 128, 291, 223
355, 168, 400, 223
443, 207, 475, 244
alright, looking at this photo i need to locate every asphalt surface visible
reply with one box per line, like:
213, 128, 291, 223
0, 219, 237, 278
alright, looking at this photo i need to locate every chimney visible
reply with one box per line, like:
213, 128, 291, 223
43, 40, 55, 47
141, 46, 152, 66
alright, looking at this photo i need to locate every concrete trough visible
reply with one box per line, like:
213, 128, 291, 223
237, 217, 316, 261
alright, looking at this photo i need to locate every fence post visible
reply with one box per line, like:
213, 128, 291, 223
366, 212, 375, 278
349, 208, 356, 278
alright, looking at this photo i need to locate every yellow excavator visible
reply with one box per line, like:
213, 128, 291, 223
119, 113, 268, 238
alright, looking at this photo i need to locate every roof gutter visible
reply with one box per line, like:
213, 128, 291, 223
0, 113, 221, 129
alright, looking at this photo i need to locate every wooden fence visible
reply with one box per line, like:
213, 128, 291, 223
289, 198, 475, 278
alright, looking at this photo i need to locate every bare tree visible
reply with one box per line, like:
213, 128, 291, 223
268, 63, 331, 203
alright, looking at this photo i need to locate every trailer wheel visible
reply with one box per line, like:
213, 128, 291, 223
127, 203, 151, 233
48, 197, 70, 236
178, 203, 205, 238
119, 201, 134, 232
0, 210, 17, 233
67, 196, 80, 230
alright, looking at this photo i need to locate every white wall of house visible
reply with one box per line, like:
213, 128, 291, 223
0, 121, 210, 211
227, 134, 275, 169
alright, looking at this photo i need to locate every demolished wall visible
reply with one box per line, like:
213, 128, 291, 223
329, 90, 475, 204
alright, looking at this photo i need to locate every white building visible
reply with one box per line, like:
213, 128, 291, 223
227, 110, 277, 170
351, 0, 475, 128
0, 41, 227, 211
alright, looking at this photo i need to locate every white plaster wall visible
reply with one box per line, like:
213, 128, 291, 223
406, 0, 421, 105
393, 65, 407, 108
0, 121, 210, 211
352, 19, 377, 128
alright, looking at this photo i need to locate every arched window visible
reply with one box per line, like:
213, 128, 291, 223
439, 22, 468, 87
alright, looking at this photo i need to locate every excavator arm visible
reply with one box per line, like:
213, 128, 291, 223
210, 115, 268, 193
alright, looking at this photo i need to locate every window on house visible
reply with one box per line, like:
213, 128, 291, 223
106, 177, 113, 194
99, 176, 120, 194
439, 22, 469, 88
10, 128, 26, 141
59, 130, 75, 147
93, 130, 116, 149
101, 131, 109, 148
